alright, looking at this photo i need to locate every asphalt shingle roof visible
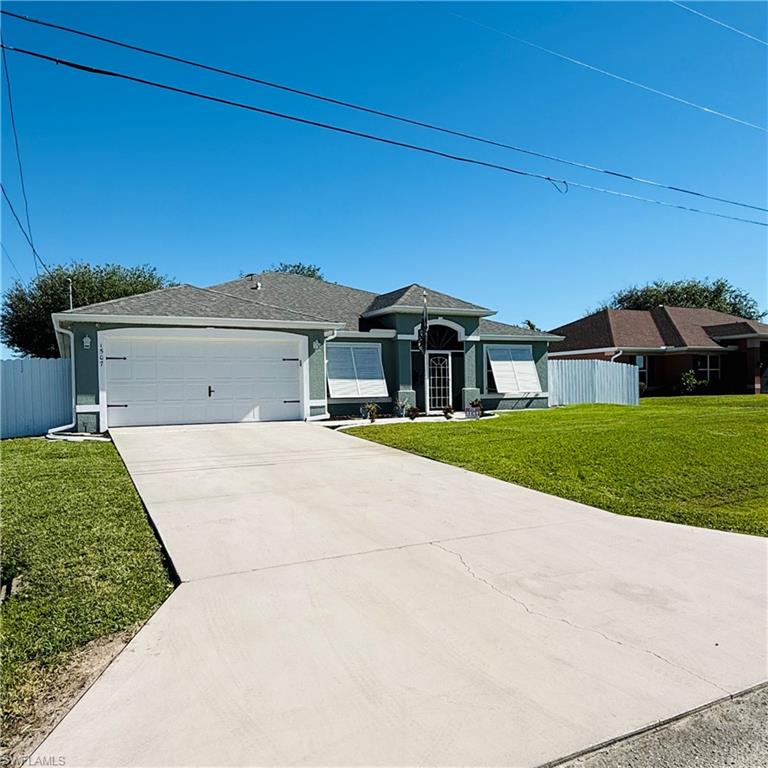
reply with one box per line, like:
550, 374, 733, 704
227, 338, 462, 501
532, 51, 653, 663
65, 284, 338, 323
364, 283, 491, 314
65, 271, 559, 339
478, 318, 560, 339
208, 272, 376, 329
548, 306, 768, 352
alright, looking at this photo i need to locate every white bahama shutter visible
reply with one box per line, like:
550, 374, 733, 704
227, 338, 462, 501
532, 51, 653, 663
351, 346, 388, 397
508, 347, 542, 392
488, 346, 541, 394
326, 345, 359, 398
327, 343, 388, 398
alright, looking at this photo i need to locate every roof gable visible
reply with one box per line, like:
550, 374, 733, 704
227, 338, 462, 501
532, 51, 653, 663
363, 283, 492, 316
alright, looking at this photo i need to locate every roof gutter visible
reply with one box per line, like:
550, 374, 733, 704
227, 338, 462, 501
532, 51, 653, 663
52, 313, 345, 331
362, 306, 495, 319
548, 345, 737, 357
480, 333, 565, 342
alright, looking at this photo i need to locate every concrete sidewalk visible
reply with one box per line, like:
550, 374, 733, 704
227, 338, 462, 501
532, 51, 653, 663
34, 422, 767, 766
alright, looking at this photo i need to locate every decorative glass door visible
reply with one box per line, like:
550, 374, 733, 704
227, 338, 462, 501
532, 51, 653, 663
428, 353, 451, 411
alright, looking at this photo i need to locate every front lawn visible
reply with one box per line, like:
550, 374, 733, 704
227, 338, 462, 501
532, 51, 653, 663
348, 396, 768, 536
0, 438, 174, 748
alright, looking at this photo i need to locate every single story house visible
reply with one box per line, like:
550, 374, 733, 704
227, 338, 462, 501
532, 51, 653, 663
548, 306, 768, 395
53, 272, 563, 431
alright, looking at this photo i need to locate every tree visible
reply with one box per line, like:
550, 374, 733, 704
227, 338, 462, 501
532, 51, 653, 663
1, 262, 176, 358
600, 278, 764, 320
270, 261, 325, 280
521, 319, 541, 331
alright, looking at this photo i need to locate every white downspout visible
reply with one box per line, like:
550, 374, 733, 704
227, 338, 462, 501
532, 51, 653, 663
610, 349, 623, 362
47, 322, 77, 438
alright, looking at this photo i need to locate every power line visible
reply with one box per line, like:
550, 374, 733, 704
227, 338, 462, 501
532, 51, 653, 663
1, 9, 764, 214
443, 8, 767, 133
2, 242, 24, 281
2, 39, 40, 274
1, 183, 53, 274
3, 44, 765, 229
669, 1, 768, 46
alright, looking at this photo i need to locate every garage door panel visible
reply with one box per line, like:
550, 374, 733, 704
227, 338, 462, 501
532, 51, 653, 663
104, 334, 305, 427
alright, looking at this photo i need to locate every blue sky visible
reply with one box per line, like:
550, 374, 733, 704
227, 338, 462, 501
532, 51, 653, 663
1, 1, 765, 351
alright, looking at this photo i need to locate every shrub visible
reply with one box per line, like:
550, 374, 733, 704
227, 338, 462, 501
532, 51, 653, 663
406, 406, 421, 421
680, 369, 707, 394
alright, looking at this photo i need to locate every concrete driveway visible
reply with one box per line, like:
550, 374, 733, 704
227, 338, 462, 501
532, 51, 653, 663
36, 422, 766, 766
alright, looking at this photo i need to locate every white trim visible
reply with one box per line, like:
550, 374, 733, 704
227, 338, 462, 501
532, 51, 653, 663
55, 312, 343, 331
309, 399, 327, 407
96, 327, 310, 429
328, 397, 392, 404
481, 334, 564, 342
363, 306, 494, 319
334, 329, 397, 339
547, 345, 736, 357
398, 317, 474, 342
306, 412, 330, 421
426, 350, 453, 413
75, 404, 100, 413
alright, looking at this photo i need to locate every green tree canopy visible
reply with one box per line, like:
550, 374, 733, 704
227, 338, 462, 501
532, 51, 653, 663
269, 261, 325, 280
600, 278, 763, 320
1, 262, 176, 358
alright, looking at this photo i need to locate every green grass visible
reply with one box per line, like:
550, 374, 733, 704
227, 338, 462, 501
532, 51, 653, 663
349, 396, 768, 537
0, 438, 174, 737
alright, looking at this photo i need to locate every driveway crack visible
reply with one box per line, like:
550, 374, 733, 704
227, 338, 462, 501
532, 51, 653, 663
430, 541, 730, 696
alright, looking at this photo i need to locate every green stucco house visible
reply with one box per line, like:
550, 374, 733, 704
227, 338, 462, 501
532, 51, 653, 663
52, 272, 563, 432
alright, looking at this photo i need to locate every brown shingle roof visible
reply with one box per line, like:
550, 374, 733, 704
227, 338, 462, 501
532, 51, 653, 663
549, 306, 767, 352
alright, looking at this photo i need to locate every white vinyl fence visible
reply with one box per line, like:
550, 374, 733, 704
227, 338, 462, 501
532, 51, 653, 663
1, 358, 72, 439
548, 359, 639, 407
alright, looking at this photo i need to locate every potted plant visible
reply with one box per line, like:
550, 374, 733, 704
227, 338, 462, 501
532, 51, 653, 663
363, 402, 380, 422
393, 398, 409, 417
405, 405, 421, 421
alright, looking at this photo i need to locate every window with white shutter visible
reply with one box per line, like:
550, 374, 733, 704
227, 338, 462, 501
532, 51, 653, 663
327, 343, 388, 398
485, 345, 542, 394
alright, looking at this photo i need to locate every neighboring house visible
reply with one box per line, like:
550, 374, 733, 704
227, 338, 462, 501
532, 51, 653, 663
548, 306, 768, 395
52, 272, 563, 431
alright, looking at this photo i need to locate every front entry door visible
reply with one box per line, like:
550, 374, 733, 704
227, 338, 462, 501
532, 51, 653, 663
427, 353, 452, 412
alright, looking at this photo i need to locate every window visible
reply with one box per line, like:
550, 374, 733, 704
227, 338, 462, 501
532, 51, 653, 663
635, 355, 648, 386
695, 354, 721, 383
485, 345, 542, 394
326, 343, 388, 398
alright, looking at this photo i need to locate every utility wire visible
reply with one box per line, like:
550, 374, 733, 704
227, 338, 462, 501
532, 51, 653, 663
1, 184, 53, 274
2, 39, 41, 274
1, 9, 764, 214
3, 44, 765, 229
444, 8, 767, 133
669, 1, 768, 46
2, 242, 24, 281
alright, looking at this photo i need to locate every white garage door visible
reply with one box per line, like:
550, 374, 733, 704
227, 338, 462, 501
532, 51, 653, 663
103, 331, 304, 427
